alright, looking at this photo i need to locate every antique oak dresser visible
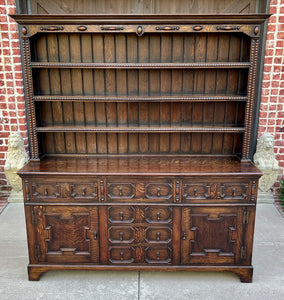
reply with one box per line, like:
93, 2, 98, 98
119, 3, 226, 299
13, 0, 269, 282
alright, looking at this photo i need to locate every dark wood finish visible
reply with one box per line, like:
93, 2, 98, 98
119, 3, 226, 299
13, 12, 267, 282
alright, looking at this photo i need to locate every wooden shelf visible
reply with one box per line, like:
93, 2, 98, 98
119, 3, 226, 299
18, 156, 262, 176
30, 62, 251, 69
33, 95, 248, 102
36, 125, 245, 133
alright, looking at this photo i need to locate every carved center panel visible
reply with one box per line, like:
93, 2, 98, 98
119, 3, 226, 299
189, 213, 237, 258
44, 213, 91, 254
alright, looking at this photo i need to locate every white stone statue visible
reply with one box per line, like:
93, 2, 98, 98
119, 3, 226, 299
253, 133, 279, 192
4, 133, 29, 198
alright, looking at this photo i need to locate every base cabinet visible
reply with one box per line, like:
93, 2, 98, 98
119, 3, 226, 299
28, 205, 253, 267
24, 173, 257, 283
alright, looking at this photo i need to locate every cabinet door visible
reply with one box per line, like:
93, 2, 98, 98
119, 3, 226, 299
31, 206, 99, 263
181, 207, 251, 265
99, 205, 174, 265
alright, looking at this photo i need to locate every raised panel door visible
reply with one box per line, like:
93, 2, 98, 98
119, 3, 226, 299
32, 206, 99, 263
180, 206, 247, 265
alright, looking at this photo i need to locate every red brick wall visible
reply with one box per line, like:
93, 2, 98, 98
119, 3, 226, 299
0, 0, 28, 202
259, 0, 284, 193
0, 0, 283, 202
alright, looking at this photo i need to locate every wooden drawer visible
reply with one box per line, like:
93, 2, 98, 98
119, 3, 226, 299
145, 227, 172, 244
24, 179, 99, 203
181, 180, 255, 203
107, 225, 172, 245
109, 246, 135, 264
108, 226, 135, 244
108, 246, 172, 264
106, 178, 174, 203
145, 246, 172, 264
145, 206, 172, 224
108, 206, 135, 224
108, 206, 172, 224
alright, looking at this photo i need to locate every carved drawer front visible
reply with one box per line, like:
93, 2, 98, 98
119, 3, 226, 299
31, 182, 60, 200
182, 183, 208, 201
145, 246, 172, 264
69, 183, 98, 200
222, 183, 249, 200
182, 181, 251, 203
108, 226, 135, 244
107, 183, 135, 200
106, 178, 174, 202
29, 180, 98, 202
145, 183, 173, 201
145, 207, 172, 224
108, 206, 135, 224
145, 227, 172, 244
109, 246, 135, 264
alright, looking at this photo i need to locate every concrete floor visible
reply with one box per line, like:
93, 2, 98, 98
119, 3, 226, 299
0, 203, 284, 300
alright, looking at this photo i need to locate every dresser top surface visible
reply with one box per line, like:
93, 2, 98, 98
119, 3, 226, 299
18, 156, 262, 177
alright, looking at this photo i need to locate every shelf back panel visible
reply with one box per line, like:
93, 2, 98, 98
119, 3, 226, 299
38, 132, 243, 156
35, 101, 246, 127
31, 30, 250, 157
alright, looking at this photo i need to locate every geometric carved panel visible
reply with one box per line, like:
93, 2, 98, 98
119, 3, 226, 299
69, 183, 98, 200
190, 213, 237, 257
145, 227, 172, 244
107, 183, 135, 200
145, 183, 173, 200
181, 207, 242, 265
32, 183, 60, 199
145, 246, 172, 264
108, 226, 135, 244
44, 213, 90, 255
223, 183, 249, 200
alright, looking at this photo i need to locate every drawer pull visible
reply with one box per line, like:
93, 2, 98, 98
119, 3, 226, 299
82, 187, 86, 196
120, 211, 124, 221
94, 231, 97, 240
157, 188, 161, 197
194, 188, 198, 197
176, 180, 180, 202
44, 188, 48, 196
120, 232, 124, 241
120, 252, 124, 261
157, 212, 161, 221
100, 180, 105, 201
232, 188, 236, 197
156, 252, 160, 260
156, 232, 160, 241
182, 232, 186, 240
119, 187, 123, 196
